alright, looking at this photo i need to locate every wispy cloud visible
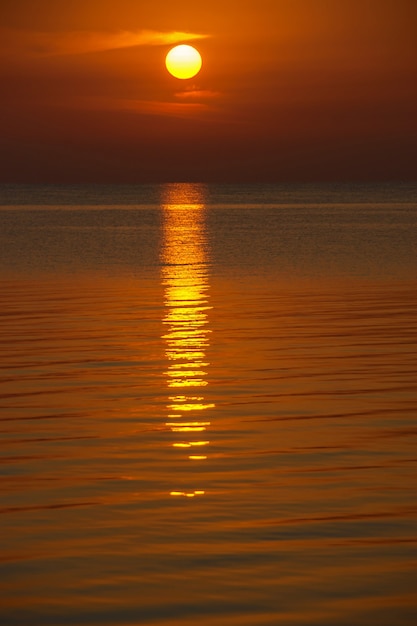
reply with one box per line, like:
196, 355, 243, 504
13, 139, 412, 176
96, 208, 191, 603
122, 99, 213, 119
58, 95, 215, 119
1, 29, 209, 58
175, 89, 221, 100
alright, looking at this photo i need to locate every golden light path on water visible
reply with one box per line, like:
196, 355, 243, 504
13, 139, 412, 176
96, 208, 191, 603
161, 184, 214, 498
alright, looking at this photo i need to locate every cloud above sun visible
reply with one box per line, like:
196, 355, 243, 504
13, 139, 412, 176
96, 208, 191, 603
1, 29, 209, 58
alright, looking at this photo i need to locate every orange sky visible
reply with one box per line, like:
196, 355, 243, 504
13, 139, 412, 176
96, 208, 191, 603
0, 0, 416, 182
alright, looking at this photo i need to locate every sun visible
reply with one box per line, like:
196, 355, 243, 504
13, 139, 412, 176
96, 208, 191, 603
165, 45, 202, 80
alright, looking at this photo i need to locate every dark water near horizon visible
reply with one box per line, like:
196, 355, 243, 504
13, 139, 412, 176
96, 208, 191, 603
1, 183, 416, 625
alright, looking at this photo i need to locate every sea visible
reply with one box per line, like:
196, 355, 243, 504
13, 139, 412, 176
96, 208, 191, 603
0, 182, 416, 625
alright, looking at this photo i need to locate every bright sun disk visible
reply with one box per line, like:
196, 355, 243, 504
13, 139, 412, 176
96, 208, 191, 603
165, 45, 202, 79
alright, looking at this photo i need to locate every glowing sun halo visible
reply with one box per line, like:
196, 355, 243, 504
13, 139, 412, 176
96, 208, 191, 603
165, 45, 202, 79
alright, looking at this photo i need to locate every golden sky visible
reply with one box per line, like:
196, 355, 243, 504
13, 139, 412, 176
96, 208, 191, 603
0, 0, 416, 182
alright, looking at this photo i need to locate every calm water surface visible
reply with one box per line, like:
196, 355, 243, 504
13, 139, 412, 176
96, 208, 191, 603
1, 183, 416, 625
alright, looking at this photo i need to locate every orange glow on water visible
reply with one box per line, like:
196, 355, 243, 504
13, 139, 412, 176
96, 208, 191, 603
161, 183, 214, 495
168, 402, 215, 412
166, 422, 211, 427
170, 491, 205, 498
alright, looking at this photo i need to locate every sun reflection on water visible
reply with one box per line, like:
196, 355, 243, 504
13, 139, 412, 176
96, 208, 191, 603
160, 183, 214, 497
